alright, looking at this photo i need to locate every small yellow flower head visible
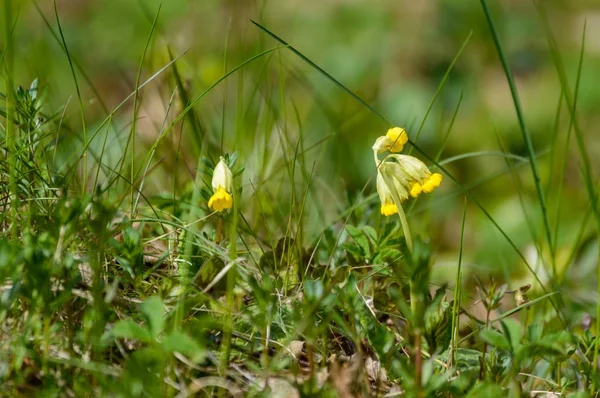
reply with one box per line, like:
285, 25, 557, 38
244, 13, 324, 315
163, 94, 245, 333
375, 155, 442, 216
208, 157, 233, 212
389, 155, 442, 193
386, 127, 408, 152
389, 154, 431, 182
381, 203, 398, 216
422, 173, 443, 193
208, 186, 232, 212
376, 171, 399, 216
372, 127, 408, 154
377, 162, 416, 216
410, 182, 422, 198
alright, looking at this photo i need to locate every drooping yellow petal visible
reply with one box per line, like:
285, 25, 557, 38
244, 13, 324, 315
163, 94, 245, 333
409, 182, 422, 198
381, 203, 399, 216
208, 186, 233, 212
422, 173, 443, 193
386, 127, 408, 153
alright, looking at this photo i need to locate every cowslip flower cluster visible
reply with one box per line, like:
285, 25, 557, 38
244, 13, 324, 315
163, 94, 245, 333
208, 157, 233, 212
373, 127, 442, 216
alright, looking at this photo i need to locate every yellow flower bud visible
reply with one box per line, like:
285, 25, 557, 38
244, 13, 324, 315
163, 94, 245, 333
372, 127, 409, 154
385, 127, 408, 152
376, 170, 399, 216
211, 157, 232, 193
372, 130, 442, 216
372, 135, 393, 154
208, 157, 233, 212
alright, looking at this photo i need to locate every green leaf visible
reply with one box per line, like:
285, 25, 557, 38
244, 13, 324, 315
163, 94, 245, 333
259, 250, 277, 274
525, 323, 543, 342
480, 329, 511, 352
458, 292, 559, 345
540, 331, 572, 346
304, 280, 324, 303
140, 296, 165, 340
362, 226, 378, 243
162, 331, 205, 363
500, 318, 522, 352
367, 322, 395, 358
373, 248, 402, 265
452, 348, 482, 374
112, 319, 152, 343
465, 382, 504, 398
517, 342, 564, 361
345, 225, 371, 260
566, 393, 590, 398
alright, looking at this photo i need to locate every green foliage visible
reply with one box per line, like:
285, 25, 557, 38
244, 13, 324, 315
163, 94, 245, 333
1, 0, 599, 396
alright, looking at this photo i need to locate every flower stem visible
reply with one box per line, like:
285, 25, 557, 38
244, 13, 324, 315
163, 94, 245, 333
397, 203, 413, 253
414, 328, 423, 398
373, 150, 381, 167
380, 170, 414, 253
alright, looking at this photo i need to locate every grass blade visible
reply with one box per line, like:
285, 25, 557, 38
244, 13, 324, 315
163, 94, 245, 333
480, 0, 555, 267
409, 32, 472, 154
53, 0, 89, 194
251, 20, 389, 126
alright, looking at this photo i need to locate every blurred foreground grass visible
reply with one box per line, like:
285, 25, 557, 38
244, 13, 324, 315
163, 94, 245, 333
1, 0, 600, 396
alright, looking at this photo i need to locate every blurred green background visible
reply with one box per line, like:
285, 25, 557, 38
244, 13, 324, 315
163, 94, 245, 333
4, 0, 600, 308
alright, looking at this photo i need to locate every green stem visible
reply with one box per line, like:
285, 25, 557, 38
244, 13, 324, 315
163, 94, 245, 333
594, 235, 600, 393
376, 153, 413, 253
220, 185, 239, 376
480, 309, 491, 380
4, 0, 18, 237
397, 203, 413, 254
414, 329, 423, 398
450, 198, 467, 367
409, 280, 423, 397
409, 280, 418, 318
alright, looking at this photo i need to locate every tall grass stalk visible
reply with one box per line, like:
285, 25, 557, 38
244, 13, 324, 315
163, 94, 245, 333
408, 33, 472, 155
53, 0, 88, 195
537, 7, 600, 390
220, 186, 239, 376
3, 0, 18, 236
450, 197, 467, 367
551, 21, 586, 284
479, 0, 555, 274
129, 4, 161, 215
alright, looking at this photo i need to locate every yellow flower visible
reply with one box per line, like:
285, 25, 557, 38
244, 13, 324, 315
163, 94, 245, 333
377, 170, 398, 216
372, 127, 408, 154
372, 129, 442, 216
377, 163, 411, 216
388, 154, 430, 182
208, 186, 232, 212
208, 157, 233, 212
375, 155, 442, 216
387, 155, 442, 194
422, 173, 443, 193
386, 127, 408, 152
409, 182, 422, 198
381, 203, 398, 216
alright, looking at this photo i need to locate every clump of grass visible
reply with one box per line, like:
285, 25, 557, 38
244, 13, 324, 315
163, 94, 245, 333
0, 1, 599, 397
